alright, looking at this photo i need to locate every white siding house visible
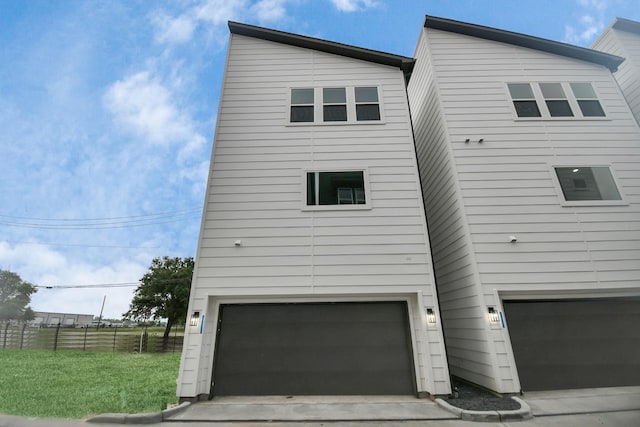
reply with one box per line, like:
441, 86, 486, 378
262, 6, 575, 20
592, 18, 640, 126
407, 16, 640, 393
177, 22, 450, 400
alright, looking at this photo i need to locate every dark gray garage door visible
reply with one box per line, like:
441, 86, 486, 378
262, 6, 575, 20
211, 301, 416, 396
503, 298, 640, 391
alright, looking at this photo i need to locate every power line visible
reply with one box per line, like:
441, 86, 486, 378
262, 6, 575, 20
35, 283, 139, 289
3, 241, 160, 249
0, 209, 201, 230
0, 207, 201, 222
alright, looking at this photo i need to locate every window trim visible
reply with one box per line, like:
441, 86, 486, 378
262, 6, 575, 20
287, 86, 385, 126
301, 168, 372, 211
507, 82, 608, 121
550, 164, 627, 206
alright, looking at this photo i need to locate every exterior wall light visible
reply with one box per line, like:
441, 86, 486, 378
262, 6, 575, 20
426, 308, 437, 324
488, 307, 500, 323
190, 311, 200, 327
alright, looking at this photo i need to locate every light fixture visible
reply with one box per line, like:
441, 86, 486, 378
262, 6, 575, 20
509, 235, 517, 243
234, 240, 242, 246
190, 311, 200, 326
426, 308, 437, 324
572, 168, 579, 173
488, 307, 500, 323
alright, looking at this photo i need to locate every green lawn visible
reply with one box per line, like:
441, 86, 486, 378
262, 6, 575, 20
0, 349, 181, 419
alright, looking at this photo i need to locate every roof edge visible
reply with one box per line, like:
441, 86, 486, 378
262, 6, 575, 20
228, 21, 415, 80
423, 15, 624, 72
611, 17, 640, 34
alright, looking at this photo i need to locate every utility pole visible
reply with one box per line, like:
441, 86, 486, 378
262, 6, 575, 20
96, 295, 106, 331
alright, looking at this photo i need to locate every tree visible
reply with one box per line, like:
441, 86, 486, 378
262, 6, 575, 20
124, 256, 193, 347
0, 270, 38, 322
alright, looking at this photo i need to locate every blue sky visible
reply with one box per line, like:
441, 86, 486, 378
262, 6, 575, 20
1, 0, 638, 319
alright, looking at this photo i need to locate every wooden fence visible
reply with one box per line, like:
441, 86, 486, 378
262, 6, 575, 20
0, 323, 184, 353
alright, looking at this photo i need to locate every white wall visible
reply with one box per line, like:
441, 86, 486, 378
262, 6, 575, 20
178, 33, 450, 398
409, 26, 640, 393
593, 25, 640, 126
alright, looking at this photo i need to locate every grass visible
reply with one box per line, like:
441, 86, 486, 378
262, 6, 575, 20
0, 349, 181, 419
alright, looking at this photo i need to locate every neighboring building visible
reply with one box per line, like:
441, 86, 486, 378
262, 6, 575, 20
407, 16, 640, 393
29, 311, 94, 327
177, 22, 451, 400
592, 18, 640, 126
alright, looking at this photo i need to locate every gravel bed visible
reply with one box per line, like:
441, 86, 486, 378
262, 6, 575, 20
445, 378, 521, 411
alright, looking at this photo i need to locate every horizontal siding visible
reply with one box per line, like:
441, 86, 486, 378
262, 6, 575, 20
408, 30, 498, 391
593, 27, 640, 126
427, 28, 640, 294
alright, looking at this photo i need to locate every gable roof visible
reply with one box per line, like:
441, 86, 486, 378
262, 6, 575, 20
228, 21, 415, 81
423, 15, 624, 72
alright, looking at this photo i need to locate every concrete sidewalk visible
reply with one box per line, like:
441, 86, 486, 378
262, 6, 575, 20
1, 386, 639, 426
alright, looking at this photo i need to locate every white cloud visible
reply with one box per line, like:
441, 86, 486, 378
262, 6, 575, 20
104, 71, 192, 145
0, 241, 149, 319
564, 0, 610, 45
151, 0, 299, 46
329, 0, 379, 12
151, 11, 196, 44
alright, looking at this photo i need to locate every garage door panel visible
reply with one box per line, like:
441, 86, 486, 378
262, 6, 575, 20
212, 301, 416, 396
504, 298, 640, 391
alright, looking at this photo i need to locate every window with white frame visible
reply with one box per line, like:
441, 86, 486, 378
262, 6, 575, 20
507, 83, 541, 117
507, 82, 605, 119
555, 166, 622, 202
540, 83, 573, 117
570, 83, 606, 117
289, 86, 382, 124
323, 88, 348, 122
290, 88, 314, 123
306, 171, 367, 206
355, 86, 381, 121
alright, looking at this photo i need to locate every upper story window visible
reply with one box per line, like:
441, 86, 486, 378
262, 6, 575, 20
304, 170, 370, 210
290, 88, 314, 123
507, 82, 605, 119
323, 88, 347, 122
570, 83, 605, 117
540, 83, 573, 117
355, 86, 381, 121
507, 83, 541, 117
554, 166, 623, 204
289, 86, 383, 125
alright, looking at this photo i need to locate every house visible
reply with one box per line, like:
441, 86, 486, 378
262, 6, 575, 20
407, 16, 640, 393
177, 22, 451, 401
592, 18, 640, 126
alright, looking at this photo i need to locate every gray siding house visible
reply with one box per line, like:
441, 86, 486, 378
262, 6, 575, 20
592, 18, 640, 126
407, 16, 640, 393
177, 22, 451, 400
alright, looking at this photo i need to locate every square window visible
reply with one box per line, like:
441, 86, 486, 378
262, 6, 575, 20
508, 83, 535, 99
546, 100, 573, 117
513, 101, 541, 117
356, 104, 380, 121
306, 171, 366, 206
323, 87, 346, 103
291, 88, 314, 123
323, 105, 347, 121
355, 87, 378, 103
555, 167, 622, 201
577, 100, 605, 117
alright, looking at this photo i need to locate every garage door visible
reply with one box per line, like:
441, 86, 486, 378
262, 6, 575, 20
211, 301, 416, 396
503, 298, 640, 391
